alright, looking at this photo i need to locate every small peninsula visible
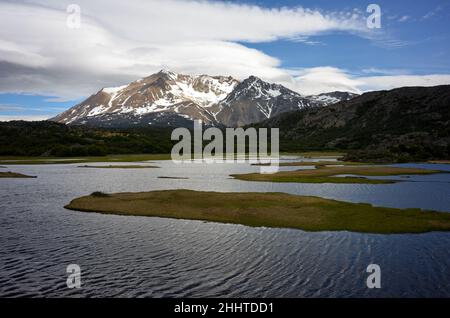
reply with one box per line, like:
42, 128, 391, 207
232, 166, 443, 184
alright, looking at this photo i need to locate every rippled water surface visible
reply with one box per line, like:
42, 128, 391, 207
1, 161, 449, 297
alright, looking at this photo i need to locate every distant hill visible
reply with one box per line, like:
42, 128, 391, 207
254, 85, 450, 162
0, 121, 174, 157
2, 85, 449, 161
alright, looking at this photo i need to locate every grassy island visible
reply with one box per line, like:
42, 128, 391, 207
428, 160, 450, 164
252, 161, 368, 167
78, 165, 159, 169
0, 154, 171, 165
157, 176, 189, 179
0, 171, 36, 178
232, 166, 443, 184
65, 190, 450, 234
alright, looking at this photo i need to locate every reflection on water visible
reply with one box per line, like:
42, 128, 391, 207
0, 161, 449, 297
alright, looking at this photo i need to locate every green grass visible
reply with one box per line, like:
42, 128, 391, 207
245, 176, 394, 184
232, 165, 444, 184
295, 151, 346, 158
65, 189, 450, 234
428, 160, 450, 164
0, 154, 172, 165
0, 171, 36, 178
0, 152, 347, 165
252, 161, 370, 167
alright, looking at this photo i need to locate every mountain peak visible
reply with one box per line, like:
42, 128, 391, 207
157, 69, 178, 80
245, 75, 263, 83
307, 91, 360, 106
52, 71, 356, 128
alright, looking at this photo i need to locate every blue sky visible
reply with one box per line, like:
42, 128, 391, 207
244, 0, 450, 73
1, 0, 449, 121
0, 94, 82, 121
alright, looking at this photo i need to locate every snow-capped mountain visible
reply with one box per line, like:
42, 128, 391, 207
306, 91, 359, 106
215, 76, 322, 127
53, 70, 238, 127
52, 70, 357, 128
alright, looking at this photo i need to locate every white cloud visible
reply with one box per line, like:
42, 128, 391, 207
0, 115, 53, 122
0, 0, 449, 105
30, 0, 366, 43
358, 74, 450, 91
422, 5, 444, 20
0, 104, 26, 112
361, 68, 411, 76
398, 15, 410, 22
289, 67, 450, 95
0, 0, 366, 99
287, 67, 362, 95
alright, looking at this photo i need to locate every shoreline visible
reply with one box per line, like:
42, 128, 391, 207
232, 166, 445, 184
78, 165, 160, 169
0, 171, 36, 178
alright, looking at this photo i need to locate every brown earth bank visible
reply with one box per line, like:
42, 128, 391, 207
0, 172, 36, 178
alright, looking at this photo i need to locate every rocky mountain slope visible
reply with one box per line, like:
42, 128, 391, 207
4, 86, 448, 161
306, 91, 359, 106
52, 70, 356, 128
216, 76, 320, 127
254, 85, 450, 162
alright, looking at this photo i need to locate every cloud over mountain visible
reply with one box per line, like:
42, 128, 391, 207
0, 0, 449, 103
0, 0, 365, 100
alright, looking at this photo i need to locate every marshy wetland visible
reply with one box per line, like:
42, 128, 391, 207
1, 156, 450, 297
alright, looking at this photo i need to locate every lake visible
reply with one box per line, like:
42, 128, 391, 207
0, 160, 449, 297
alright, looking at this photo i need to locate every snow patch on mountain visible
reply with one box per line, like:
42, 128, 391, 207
52, 70, 357, 128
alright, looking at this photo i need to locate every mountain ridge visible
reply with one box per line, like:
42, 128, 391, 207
2, 85, 448, 162
253, 85, 450, 162
51, 70, 357, 128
